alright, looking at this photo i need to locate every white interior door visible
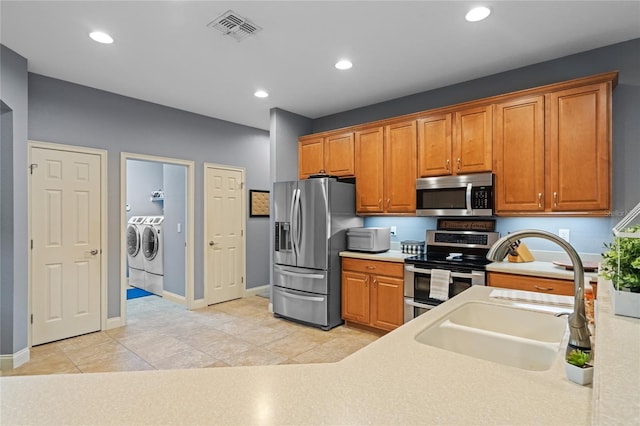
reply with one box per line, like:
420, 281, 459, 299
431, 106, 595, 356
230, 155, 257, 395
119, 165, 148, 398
205, 165, 245, 305
30, 146, 102, 345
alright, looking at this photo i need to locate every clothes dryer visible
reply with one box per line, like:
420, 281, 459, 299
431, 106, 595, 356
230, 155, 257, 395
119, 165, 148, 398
126, 216, 147, 289
142, 216, 164, 296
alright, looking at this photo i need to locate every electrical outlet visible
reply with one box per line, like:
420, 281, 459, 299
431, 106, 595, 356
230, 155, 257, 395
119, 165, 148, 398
390, 226, 397, 236
559, 228, 570, 242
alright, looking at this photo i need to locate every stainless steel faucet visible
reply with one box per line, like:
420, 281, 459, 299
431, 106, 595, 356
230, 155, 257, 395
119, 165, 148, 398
486, 229, 591, 350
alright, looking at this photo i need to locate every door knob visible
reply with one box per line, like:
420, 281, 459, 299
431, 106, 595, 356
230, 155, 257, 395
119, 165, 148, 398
88, 249, 98, 255
209, 241, 215, 246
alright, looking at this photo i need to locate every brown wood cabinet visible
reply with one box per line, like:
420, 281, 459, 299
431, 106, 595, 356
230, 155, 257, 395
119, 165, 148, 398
494, 81, 612, 215
342, 258, 404, 331
488, 272, 597, 298
494, 96, 546, 213
298, 71, 616, 216
355, 121, 417, 215
298, 132, 355, 179
547, 83, 610, 213
417, 106, 492, 177
417, 113, 452, 177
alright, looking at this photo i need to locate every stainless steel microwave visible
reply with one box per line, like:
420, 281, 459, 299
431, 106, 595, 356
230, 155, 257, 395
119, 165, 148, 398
416, 172, 494, 216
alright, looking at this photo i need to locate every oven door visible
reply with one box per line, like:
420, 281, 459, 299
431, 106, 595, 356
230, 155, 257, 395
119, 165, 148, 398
406, 264, 486, 305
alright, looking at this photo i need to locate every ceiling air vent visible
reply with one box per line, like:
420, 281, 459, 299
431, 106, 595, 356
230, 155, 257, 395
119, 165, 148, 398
207, 10, 262, 42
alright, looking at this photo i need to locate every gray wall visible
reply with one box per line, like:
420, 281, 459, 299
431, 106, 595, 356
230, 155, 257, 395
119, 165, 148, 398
0, 45, 28, 357
163, 163, 187, 296
313, 38, 640, 220
126, 160, 164, 218
27, 73, 270, 319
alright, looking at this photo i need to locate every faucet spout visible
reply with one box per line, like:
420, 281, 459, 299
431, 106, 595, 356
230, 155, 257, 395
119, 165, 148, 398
486, 229, 591, 350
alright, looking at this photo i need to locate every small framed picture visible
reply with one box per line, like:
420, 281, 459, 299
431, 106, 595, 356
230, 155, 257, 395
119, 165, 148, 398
249, 190, 270, 217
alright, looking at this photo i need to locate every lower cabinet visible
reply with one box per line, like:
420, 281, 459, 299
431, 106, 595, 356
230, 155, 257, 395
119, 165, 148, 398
341, 258, 404, 331
487, 272, 597, 298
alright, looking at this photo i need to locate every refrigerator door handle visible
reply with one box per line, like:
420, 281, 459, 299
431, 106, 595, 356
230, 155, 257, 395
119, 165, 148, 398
289, 188, 299, 257
292, 188, 301, 257
278, 269, 325, 280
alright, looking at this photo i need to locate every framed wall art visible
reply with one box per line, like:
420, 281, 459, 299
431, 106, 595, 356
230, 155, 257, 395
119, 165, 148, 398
249, 190, 270, 217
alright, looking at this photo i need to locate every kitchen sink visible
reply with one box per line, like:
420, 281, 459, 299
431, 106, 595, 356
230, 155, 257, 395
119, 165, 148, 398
415, 301, 568, 371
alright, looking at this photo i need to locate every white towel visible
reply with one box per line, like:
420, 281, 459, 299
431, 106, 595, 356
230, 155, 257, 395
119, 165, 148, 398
429, 269, 451, 301
489, 289, 574, 308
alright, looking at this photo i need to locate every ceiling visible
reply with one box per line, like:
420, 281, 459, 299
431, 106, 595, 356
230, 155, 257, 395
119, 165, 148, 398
1, 1, 639, 131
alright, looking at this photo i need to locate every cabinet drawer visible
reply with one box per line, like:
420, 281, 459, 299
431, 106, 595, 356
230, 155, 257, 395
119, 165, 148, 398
342, 257, 403, 278
488, 272, 574, 296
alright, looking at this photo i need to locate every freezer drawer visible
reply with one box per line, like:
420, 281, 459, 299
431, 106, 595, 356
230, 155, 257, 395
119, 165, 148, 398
272, 286, 328, 327
273, 264, 329, 294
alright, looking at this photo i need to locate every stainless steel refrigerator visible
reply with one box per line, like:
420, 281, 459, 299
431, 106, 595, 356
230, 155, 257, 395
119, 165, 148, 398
272, 178, 362, 330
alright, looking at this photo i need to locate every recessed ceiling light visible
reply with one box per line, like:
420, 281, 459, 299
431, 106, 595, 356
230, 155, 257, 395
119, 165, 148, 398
465, 6, 491, 22
254, 90, 269, 98
335, 60, 353, 70
89, 31, 114, 44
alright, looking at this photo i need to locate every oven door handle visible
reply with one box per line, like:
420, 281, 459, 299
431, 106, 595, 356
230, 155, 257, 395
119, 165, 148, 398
405, 265, 483, 280
404, 297, 434, 310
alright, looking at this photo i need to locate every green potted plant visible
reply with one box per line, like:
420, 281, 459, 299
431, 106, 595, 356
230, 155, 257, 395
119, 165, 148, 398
565, 349, 593, 385
601, 223, 640, 318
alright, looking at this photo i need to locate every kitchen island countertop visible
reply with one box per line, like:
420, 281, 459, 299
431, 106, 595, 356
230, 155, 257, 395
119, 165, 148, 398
1, 279, 637, 425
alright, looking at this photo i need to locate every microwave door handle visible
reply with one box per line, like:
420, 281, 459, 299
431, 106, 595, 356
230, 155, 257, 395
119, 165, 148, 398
466, 183, 473, 215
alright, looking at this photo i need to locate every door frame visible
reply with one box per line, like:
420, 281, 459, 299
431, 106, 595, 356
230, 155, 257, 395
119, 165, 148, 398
203, 163, 246, 305
120, 153, 195, 321
28, 141, 108, 346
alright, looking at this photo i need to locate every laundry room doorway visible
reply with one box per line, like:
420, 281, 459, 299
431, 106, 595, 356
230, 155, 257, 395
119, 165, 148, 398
120, 153, 194, 322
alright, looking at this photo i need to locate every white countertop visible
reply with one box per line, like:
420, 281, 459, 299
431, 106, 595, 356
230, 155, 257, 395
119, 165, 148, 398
486, 260, 599, 283
5, 284, 627, 425
339, 249, 414, 263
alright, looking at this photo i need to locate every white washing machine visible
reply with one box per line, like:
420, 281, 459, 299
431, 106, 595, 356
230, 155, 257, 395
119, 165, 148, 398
142, 216, 164, 296
126, 216, 147, 289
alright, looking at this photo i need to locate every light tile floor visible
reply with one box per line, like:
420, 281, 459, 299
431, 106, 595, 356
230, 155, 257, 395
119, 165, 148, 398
2, 295, 381, 376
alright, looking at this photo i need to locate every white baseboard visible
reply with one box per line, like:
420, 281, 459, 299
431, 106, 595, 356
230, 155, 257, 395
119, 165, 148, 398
106, 316, 124, 330
244, 284, 270, 297
0, 347, 30, 370
162, 290, 187, 306
191, 298, 207, 310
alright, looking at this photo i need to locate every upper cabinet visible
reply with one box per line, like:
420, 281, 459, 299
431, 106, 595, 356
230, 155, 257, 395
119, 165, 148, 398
355, 121, 417, 215
418, 106, 492, 177
299, 71, 617, 217
494, 81, 612, 215
417, 113, 452, 177
298, 132, 355, 179
494, 96, 546, 213
547, 83, 610, 213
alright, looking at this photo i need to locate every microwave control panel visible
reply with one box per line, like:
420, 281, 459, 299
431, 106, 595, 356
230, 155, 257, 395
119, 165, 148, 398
471, 187, 493, 209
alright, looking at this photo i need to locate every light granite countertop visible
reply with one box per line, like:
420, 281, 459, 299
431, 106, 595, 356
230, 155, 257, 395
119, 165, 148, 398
339, 249, 414, 262
5, 284, 630, 425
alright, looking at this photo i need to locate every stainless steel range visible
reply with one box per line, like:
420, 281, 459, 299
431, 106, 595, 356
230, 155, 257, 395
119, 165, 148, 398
403, 220, 499, 323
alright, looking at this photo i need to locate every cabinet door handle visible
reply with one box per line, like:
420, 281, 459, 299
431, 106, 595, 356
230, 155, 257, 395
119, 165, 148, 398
553, 192, 558, 207
534, 285, 554, 291
365, 265, 376, 270
386, 198, 391, 208
378, 199, 382, 208
538, 193, 543, 208
446, 159, 450, 171
373, 278, 378, 288
457, 158, 461, 171
365, 276, 369, 288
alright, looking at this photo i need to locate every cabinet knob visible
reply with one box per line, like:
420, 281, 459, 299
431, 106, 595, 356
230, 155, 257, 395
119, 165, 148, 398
538, 193, 543, 208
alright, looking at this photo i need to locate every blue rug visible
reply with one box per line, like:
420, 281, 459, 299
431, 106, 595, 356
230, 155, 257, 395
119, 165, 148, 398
127, 288, 153, 300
